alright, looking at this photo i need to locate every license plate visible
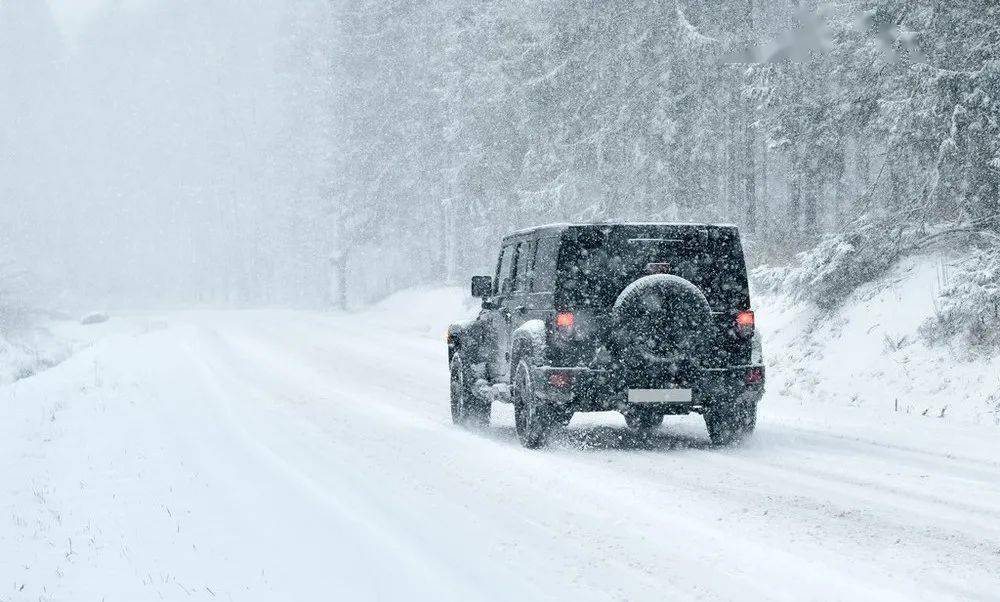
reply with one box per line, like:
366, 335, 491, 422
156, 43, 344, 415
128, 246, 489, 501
628, 388, 693, 404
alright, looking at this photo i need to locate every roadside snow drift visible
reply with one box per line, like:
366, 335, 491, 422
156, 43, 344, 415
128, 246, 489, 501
758, 253, 1000, 426
2, 279, 999, 601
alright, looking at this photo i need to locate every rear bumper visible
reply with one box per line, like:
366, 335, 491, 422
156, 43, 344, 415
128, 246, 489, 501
534, 364, 765, 413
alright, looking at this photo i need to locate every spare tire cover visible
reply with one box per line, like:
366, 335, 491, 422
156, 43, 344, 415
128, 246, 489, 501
611, 274, 712, 369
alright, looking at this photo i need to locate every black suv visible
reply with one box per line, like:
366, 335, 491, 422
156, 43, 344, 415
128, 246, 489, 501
447, 223, 764, 448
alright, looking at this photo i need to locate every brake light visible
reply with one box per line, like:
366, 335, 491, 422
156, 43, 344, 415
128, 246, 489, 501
555, 312, 574, 328
736, 310, 754, 327
548, 372, 572, 388
745, 367, 763, 384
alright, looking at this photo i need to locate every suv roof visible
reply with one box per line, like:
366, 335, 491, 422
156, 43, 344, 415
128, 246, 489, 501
503, 222, 739, 242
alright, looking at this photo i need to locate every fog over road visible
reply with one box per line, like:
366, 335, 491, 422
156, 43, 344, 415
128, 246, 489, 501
3, 301, 1000, 601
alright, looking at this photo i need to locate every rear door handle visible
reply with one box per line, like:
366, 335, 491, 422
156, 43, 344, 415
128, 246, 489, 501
515, 306, 527, 314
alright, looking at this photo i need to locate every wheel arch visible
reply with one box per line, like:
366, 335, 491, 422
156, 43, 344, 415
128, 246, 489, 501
447, 320, 475, 363
509, 319, 547, 375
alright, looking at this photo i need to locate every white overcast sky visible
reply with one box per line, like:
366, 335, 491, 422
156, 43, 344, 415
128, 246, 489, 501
47, 0, 105, 33
47, 0, 151, 36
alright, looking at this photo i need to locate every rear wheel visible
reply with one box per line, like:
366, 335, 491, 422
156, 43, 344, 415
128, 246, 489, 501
705, 396, 757, 445
450, 355, 490, 429
512, 359, 553, 449
624, 410, 664, 431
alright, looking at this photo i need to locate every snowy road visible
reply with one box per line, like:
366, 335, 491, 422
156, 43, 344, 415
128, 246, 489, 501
4, 297, 1000, 601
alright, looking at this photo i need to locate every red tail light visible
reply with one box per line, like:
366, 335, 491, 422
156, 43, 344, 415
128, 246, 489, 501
745, 367, 763, 385
736, 310, 755, 327
548, 372, 572, 388
554, 312, 574, 328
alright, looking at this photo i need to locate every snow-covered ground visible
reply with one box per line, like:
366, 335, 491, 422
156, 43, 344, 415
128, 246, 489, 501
0, 316, 117, 385
759, 253, 1000, 426
2, 281, 1000, 601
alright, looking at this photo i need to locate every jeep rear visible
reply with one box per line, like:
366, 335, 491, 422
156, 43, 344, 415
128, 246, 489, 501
449, 223, 765, 448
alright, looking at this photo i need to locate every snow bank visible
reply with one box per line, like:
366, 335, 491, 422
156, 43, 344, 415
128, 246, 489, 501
0, 324, 75, 384
757, 253, 1000, 426
368, 286, 479, 339
0, 334, 51, 383
0, 317, 126, 385
80, 311, 111, 325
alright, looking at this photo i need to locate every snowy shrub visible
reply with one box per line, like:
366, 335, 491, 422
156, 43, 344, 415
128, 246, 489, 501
753, 222, 907, 309
0, 336, 48, 383
81, 312, 111, 326
748, 265, 790, 295
0, 254, 35, 335
921, 248, 1000, 348
0, 251, 50, 382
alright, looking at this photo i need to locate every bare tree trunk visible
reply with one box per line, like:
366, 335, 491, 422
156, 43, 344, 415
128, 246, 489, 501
745, 120, 757, 235
727, 101, 739, 221
442, 198, 456, 284
804, 176, 819, 241
330, 253, 349, 310
790, 151, 802, 248
743, 0, 758, 236
760, 132, 769, 240
834, 146, 848, 228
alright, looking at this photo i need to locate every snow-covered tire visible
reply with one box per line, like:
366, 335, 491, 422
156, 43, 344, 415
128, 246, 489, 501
450, 355, 490, 429
512, 359, 553, 449
624, 410, 664, 431
705, 397, 757, 445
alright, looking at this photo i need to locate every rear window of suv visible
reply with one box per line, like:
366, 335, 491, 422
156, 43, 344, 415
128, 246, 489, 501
554, 226, 749, 311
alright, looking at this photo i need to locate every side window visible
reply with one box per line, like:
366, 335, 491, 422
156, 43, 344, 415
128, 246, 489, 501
513, 241, 532, 292
495, 245, 515, 295
526, 239, 539, 290
530, 237, 559, 292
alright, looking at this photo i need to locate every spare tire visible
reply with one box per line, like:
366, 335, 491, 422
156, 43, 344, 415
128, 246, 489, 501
611, 274, 712, 370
